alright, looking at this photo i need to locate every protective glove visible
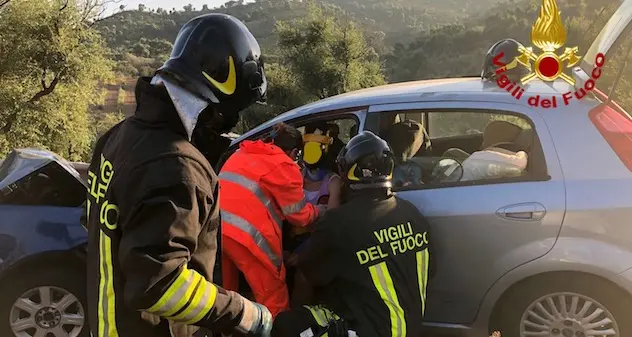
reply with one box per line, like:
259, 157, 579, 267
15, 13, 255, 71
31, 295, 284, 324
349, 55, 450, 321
234, 295, 272, 337
316, 204, 327, 219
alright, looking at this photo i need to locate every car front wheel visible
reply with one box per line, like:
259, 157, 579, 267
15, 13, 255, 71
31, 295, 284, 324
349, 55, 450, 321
492, 273, 632, 337
0, 263, 88, 337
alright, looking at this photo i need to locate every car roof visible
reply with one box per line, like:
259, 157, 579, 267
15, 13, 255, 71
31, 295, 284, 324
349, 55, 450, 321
236, 77, 597, 142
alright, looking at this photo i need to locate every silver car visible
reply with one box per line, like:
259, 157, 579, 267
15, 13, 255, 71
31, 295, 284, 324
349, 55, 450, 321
219, 2, 632, 336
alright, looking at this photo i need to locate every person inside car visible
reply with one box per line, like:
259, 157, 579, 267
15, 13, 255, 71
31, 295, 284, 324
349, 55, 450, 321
85, 13, 273, 337
283, 122, 342, 305
383, 119, 426, 188
327, 123, 346, 169
220, 122, 326, 318
272, 131, 433, 337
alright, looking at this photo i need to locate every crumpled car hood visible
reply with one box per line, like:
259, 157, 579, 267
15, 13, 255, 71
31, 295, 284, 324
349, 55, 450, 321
0, 148, 84, 191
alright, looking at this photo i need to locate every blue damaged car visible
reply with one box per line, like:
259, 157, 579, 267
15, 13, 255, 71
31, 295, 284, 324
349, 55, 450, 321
0, 148, 89, 337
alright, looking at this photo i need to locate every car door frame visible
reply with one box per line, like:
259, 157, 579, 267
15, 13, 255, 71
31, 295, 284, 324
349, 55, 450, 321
364, 99, 566, 326
216, 107, 368, 171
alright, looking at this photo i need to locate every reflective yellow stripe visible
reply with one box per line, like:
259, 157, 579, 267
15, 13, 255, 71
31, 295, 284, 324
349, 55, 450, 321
416, 249, 430, 315
146, 267, 197, 315
184, 281, 217, 324
170, 276, 215, 323
304, 305, 340, 328
305, 305, 327, 327
145, 266, 217, 323
369, 262, 406, 337
98, 230, 119, 337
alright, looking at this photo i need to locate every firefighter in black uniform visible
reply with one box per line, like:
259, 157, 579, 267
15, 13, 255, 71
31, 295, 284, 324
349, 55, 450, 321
86, 14, 272, 337
272, 131, 433, 337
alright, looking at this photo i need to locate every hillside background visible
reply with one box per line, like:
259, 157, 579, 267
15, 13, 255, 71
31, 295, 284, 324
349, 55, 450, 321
0, 0, 629, 160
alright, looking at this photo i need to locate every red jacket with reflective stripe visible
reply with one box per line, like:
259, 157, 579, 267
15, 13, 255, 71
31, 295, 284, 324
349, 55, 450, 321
220, 140, 319, 273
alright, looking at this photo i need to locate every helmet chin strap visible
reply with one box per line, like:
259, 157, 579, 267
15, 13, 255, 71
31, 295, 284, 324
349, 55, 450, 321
152, 74, 209, 141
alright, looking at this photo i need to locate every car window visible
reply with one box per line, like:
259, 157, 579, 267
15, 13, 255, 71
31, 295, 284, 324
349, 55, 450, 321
216, 113, 361, 171
297, 118, 357, 142
429, 112, 531, 138
397, 111, 425, 125
372, 109, 546, 191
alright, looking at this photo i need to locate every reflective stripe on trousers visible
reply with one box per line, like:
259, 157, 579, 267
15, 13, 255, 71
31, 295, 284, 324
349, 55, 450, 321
369, 262, 406, 337
219, 172, 283, 230
221, 210, 283, 269
98, 230, 119, 337
145, 266, 218, 324
416, 248, 430, 315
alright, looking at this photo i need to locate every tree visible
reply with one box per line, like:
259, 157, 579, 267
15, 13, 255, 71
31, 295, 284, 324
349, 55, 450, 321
0, 0, 113, 160
183, 4, 193, 11
202, 4, 209, 11
138, 3, 145, 11
275, 3, 386, 100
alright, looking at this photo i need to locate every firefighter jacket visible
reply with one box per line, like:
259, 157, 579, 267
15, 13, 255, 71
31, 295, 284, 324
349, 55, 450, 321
220, 140, 320, 276
86, 77, 246, 337
298, 193, 432, 337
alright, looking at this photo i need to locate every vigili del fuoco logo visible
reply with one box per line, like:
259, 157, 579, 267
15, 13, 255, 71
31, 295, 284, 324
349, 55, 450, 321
493, 0, 606, 108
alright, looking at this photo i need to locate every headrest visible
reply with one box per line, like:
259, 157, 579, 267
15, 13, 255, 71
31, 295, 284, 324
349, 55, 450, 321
513, 128, 534, 153
384, 119, 424, 163
482, 121, 522, 149
350, 124, 359, 138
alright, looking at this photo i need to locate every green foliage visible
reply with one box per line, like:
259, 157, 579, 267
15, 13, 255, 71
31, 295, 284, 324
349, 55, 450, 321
92, 111, 124, 140
276, 3, 386, 100
94, 0, 500, 77
0, 0, 114, 161
236, 3, 387, 133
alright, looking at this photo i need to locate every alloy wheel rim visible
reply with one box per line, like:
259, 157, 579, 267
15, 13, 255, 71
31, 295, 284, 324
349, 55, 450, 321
520, 292, 618, 337
9, 286, 84, 337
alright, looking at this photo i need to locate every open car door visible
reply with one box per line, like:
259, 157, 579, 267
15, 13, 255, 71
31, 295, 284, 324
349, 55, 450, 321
574, 0, 632, 103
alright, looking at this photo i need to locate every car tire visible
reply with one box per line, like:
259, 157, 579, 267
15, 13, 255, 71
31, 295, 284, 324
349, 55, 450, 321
491, 273, 632, 337
0, 261, 89, 337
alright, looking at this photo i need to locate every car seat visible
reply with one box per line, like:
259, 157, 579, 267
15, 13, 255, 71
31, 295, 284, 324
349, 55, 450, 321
383, 120, 426, 188
481, 120, 523, 149
349, 124, 359, 138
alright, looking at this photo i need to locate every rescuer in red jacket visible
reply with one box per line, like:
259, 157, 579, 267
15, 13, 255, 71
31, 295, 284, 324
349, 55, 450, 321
220, 123, 325, 317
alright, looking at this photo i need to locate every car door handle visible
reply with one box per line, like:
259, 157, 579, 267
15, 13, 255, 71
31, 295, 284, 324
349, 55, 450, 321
496, 202, 546, 221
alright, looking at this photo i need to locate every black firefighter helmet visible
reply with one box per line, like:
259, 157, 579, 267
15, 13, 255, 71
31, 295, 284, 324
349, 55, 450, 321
337, 131, 395, 191
157, 13, 267, 118
481, 38, 530, 83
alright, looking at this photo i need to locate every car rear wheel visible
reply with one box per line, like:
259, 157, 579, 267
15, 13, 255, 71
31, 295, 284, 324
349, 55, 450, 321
492, 274, 632, 337
0, 263, 88, 337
